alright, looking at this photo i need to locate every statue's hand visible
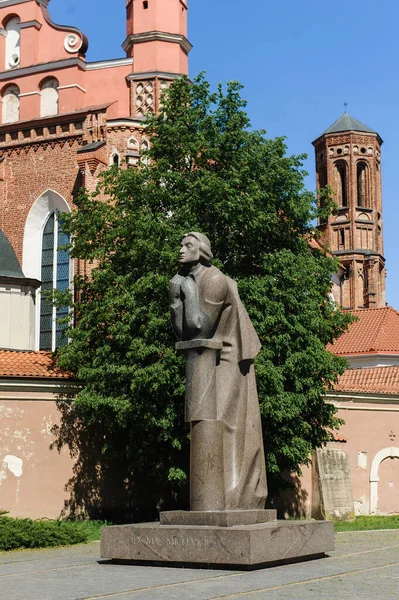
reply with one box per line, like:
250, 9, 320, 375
169, 274, 184, 302
180, 275, 197, 299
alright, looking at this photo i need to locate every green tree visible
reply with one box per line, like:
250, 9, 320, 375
56, 74, 352, 517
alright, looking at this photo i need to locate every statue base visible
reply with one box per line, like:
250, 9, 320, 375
160, 509, 277, 527
100, 514, 334, 569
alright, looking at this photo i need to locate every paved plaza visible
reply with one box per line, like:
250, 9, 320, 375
0, 529, 398, 600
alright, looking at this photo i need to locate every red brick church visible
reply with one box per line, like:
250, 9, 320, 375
0, 0, 191, 517
0, 0, 398, 518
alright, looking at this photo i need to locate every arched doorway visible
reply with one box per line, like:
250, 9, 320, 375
370, 447, 399, 514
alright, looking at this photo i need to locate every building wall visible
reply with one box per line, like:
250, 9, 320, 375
0, 1, 131, 122
0, 391, 74, 519
0, 280, 37, 350
293, 399, 399, 517
333, 401, 399, 515
0, 136, 79, 264
4, 392, 399, 520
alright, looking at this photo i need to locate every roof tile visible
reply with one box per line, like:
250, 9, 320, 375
328, 307, 399, 355
0, 350, 72, 379
323, 113, 377, 136
334, 365, 399, 395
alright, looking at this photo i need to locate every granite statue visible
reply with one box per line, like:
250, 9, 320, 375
100, 233, 335, 568
169, 232, 267, 511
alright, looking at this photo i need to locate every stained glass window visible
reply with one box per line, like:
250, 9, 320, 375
39, 212, 70, 351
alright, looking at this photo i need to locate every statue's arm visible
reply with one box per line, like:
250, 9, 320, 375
200, 272, 228, 331
171, 302, 183, 340
181, 272, 228, 338
180, 276, 202, 334
169, 275, 184, 340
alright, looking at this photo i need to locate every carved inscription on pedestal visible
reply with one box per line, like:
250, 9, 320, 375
132, 535, 218, 549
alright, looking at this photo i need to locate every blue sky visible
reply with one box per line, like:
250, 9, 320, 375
51, 0, 399, 308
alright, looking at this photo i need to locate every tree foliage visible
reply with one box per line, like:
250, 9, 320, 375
57, 74, 352, 514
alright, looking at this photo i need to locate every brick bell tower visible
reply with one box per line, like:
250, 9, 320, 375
124, 0, 191, 118
313, 114, 386, 310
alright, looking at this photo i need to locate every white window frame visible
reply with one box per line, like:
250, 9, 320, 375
22, 190, 72, 350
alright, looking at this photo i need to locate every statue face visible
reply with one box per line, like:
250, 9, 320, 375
179, 236, 199, 264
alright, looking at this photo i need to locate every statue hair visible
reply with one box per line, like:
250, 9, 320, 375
183, 232, 213, 264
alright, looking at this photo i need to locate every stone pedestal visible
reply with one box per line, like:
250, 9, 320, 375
160, 509, 277, 527
100, 517, 334, 569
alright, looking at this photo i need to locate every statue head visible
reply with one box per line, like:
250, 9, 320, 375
179, 232, 213, 265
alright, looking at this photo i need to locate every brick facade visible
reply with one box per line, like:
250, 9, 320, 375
0, 0, 190, 351
313, 120, 386, 310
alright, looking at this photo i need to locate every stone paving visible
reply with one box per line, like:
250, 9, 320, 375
0, 529, 399, 599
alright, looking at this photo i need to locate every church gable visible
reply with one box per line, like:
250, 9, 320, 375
0, 0, 88, 73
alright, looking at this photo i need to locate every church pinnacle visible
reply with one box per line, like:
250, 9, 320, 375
124, 0, 191, 119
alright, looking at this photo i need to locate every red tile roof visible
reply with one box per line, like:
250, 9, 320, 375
307, 236, 346, 267
331, 432, 348, 442
0, 350, 72, 379
308, 238, 325, 252
328, 307, 399, 356
334, 365, 399, 395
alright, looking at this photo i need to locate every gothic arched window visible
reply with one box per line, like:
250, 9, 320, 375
2, 84, 20, 123
110, 152, 120, 167
4, 16, 20, 70
141, 138, 150, 165
317, 166, 327, 224
39, 212, 70, 351
334, 161, 348, 207
357, 161, 369, 207
40, 77, 59, 117
127, 136, 138, 151
318, 166, 327, 189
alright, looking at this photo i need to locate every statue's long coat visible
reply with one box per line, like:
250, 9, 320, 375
171, 263, 267, 509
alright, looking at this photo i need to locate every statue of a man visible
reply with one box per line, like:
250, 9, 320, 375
170, 232, 267, 510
